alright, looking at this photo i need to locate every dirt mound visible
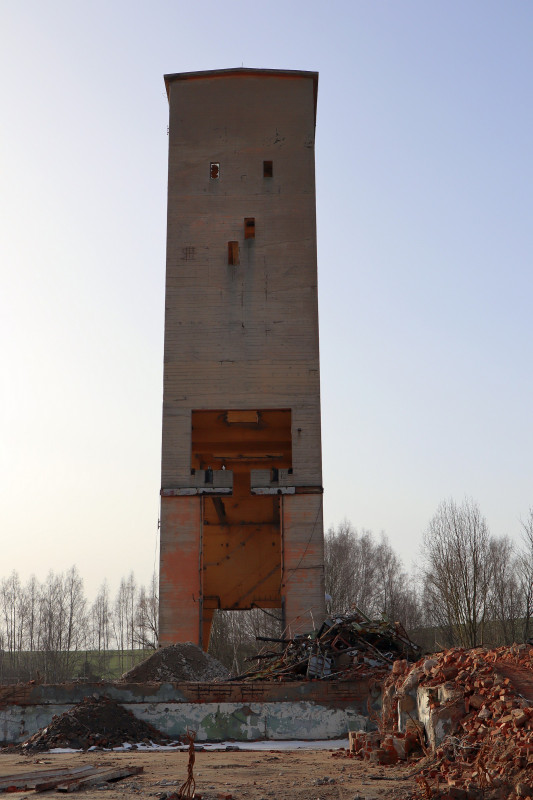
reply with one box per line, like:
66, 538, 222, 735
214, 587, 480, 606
119, 642, 229, 682
21, 695, 169, 751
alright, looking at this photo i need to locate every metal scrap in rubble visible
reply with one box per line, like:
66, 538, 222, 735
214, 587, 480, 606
232, 609, 421, 681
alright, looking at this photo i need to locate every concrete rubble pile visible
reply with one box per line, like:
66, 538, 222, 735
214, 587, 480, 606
21, 695, 169, 751
349, 643, 533, 800
233, 610, 421, 681
120, 642, 229, 683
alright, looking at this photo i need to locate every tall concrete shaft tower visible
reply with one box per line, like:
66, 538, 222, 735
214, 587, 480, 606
159, 68, 325, 650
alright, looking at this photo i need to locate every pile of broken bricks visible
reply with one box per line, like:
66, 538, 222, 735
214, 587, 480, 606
348, 644, 533, 799
348, 724, 425, 765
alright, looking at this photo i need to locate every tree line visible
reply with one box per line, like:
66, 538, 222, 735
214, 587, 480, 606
0, 569, 158, 683
1, 499, 532, 680
324, 500, 533, 653
420, 499, 533, 649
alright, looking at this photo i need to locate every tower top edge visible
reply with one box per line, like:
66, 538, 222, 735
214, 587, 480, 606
163, 68, 318, 113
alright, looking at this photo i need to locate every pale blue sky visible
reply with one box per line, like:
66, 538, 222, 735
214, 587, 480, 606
1, 1, 532, 599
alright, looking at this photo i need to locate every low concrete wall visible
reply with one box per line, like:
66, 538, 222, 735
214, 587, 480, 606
0, 680, 379, 745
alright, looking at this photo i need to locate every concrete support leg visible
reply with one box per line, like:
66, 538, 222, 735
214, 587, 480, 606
159, 496, 202, 647
281, 494, 326, 636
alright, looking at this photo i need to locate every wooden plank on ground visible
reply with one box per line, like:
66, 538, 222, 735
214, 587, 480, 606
53, 766, 143, 793
0, 766, 98, 792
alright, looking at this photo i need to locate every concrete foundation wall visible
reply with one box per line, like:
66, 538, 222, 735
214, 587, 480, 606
0, 680, 378, 746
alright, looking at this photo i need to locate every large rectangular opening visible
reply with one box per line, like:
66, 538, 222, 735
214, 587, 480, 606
191, 409, 292, 646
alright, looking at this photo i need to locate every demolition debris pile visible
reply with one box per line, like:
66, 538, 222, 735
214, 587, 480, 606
120, 642, 229, 683
21, 696, 169, 751
351, 643, 533, 800
234, 611, 421, 681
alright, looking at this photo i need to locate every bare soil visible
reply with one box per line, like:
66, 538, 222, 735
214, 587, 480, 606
0, 748, 419, 799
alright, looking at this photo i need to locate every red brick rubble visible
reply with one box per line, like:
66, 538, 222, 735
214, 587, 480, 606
347, 644, 533, 799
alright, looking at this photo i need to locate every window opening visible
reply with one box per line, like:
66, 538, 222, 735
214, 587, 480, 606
263, 160, 273, 178
210, 162, 220, 180
244, 217, 255, 239
228, 241, 239, 265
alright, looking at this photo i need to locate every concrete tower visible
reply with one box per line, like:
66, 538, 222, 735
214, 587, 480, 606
159, 68, 325, 649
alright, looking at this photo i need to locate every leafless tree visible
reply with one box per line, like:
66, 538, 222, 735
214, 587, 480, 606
112, 572, 147, 672
209, 607, 282, 674
90, 581, 112, 677
135, 572, 159, 650
518, 508, 533, 641
0, 572, 24, 678
62, 566, 88, 676
487, 536, 523, 645
324, 522, 381, 615
24, 575, 40, 661
125, 572, 136, 664
112, 577, 128, 673
323, 522, 421, 629
34, 569, 88, 682
374, 534, 423, 628
37, 571, 64, 681
91, 581, 112, 651
422, 498, 493, 648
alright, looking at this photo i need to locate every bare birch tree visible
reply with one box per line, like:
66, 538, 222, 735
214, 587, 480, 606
112, 577, 128, 672
90, 581, 112, 677
135, 572, 158, 649
0, 572, 24, 678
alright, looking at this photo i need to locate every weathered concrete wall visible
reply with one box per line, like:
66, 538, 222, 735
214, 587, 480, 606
416, 683, 466, 750
0, 680, 378, 746
395, 681, 468, 750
